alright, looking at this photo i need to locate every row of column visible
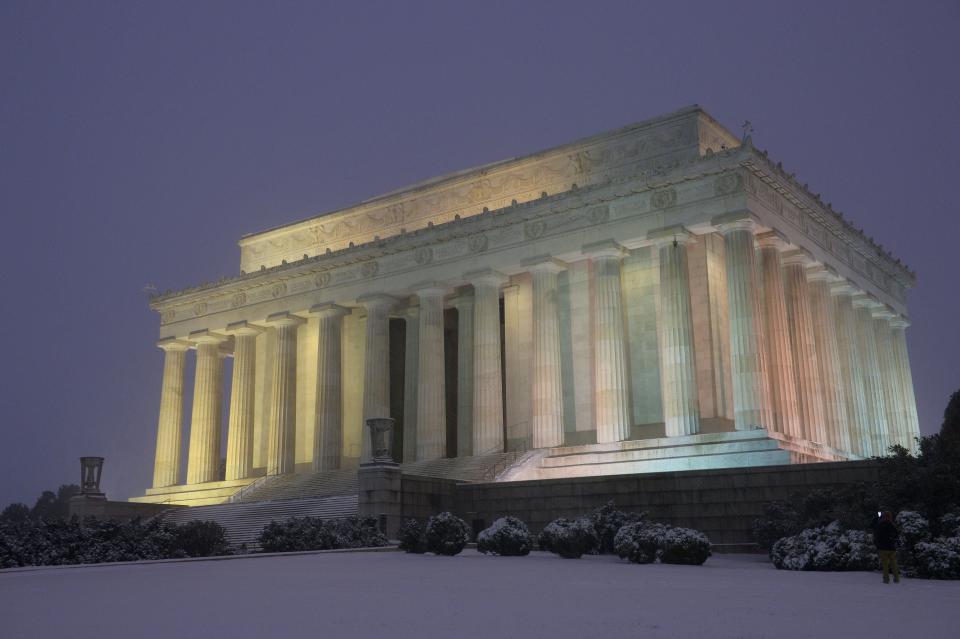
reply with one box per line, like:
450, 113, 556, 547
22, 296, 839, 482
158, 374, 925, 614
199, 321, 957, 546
152, 222, 920, 487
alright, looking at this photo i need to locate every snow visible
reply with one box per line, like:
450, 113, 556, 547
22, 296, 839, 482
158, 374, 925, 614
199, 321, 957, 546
2, 550, 958, 639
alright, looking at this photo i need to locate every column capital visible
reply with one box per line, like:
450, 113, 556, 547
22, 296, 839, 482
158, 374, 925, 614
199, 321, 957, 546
157, 337, 191, 352
805, 264, 839, 283
263, 311, 307, 328
781, 248, 817, 268
711, 210, 762, 234
357, 293, 399, 311
871, 305, 896, 321
411, 282, 448, 297
450, 293, 474, 311
648, 225, 696, 247
755, 230, 791, 252
889, 316, 911, 330
582, 239, 625, 260
851, 293, 881, 310
223, 320, 264, 337
522, 255, 566, 274
464, 268, 508, 288
830, 280, 860, 297
309, 303, 350, 319
188, 329, 230, 345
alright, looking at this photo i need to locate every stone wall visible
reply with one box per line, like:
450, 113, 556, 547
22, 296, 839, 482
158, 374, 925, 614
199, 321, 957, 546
395, 460, 881, 549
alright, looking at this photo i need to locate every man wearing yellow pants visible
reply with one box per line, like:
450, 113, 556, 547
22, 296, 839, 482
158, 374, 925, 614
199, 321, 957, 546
875, 511, 901, 584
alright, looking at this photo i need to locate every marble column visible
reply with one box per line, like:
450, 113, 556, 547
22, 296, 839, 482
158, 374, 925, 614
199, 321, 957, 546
265, 312, 305, 476
831, 282, 872, 456
186, 330, 229, 484
415, 285, 447, 460
650, 228, 700, 437
358, 294, 396, 462
311, 304, 349, 471
782, 250, 826, 444
806, 266, 852, 454
756, 232, 801, 438
527, 257, 566, 449
402, 306, 419, 463
584, 241, 631, 443
890, 317, 921, 451
152, 338, 190, 488
467, 269, 507, 456
852, 294, 889, 456
872, 308, 903, 450
223, 322, 262, 481
453, 294, 475, 457
716, 216, 771, 430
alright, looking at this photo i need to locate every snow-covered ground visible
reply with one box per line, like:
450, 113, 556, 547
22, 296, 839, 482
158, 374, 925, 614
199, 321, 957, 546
2, 550, 958, 639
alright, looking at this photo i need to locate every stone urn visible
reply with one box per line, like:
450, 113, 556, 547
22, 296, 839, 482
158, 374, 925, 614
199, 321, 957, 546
366, 417, 395, 463
79, 456, 106, 499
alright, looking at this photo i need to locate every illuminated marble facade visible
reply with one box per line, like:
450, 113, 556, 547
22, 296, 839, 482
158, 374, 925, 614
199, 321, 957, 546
137, 106, 920, 503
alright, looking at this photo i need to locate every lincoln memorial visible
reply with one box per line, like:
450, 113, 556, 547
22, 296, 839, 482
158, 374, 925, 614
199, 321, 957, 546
132, 106, 920, 508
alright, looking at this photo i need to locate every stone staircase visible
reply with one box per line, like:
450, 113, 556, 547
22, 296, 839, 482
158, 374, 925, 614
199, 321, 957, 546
160, 494, 359, 550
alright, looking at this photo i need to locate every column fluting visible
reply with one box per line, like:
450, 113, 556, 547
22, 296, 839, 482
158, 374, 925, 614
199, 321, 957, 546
152, 339, 189, 488
467, 269, 507, 456
453, 295, 475, 457
186, 331, 228, 484
831, 282, 872, 456
358, 294, 396, 462
717, 217, 772, 430
806, 266, 852, 454
889, 317, 920, 451
872, 308, 903, 451
852, 294, 889, 456
782, 250, 826, 444
223, 322, 262, 481
527, 257, 566, 449
311, 304, 348, 471
757, 233, 801, 438
651, 228, 700, 437
265, 312, 305, 476
402, 306, 420, 463
415, 285, 447, 460
585, 241, 631, 443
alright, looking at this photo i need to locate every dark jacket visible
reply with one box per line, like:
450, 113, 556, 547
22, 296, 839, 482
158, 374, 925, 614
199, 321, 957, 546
875, 520, 899, 551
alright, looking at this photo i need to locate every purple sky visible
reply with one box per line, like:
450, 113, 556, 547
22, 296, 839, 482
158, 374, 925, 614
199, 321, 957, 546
1, 1, 958, 507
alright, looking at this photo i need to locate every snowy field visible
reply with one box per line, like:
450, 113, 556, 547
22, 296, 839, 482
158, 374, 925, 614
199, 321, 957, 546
2, 550, 958, 639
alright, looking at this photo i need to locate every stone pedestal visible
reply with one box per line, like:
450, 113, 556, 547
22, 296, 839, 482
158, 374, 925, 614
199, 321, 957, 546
358, 417, 402, 538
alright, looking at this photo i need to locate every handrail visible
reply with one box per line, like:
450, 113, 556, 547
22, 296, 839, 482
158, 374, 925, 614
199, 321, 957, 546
228, 475, 270, 504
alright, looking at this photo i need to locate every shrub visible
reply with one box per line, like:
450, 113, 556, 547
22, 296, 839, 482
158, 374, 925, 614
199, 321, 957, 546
257, 516, 387, 553
939, 513, 960, 538
176, 521, 230, 557
895, 511, 930, 547
589, 501, 645, 555
660, 527, 712, 565
752, 486, 878, 551
476, 517, 532, 557
770, 522, 877, 571
913, 536, 960, 579
613, 522, 664, 564
397, 519, 427, 554
425, 512, 470, 556
538, 517, 598, 559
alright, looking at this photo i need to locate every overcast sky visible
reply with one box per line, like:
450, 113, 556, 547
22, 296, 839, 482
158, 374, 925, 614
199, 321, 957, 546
1, 1, 958, 507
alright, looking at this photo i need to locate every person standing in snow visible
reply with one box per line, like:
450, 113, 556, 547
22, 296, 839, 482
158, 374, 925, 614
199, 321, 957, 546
874, 511, 901, 584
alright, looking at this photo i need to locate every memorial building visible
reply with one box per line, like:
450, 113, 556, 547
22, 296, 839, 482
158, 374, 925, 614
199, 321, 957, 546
133, 106, 920, 510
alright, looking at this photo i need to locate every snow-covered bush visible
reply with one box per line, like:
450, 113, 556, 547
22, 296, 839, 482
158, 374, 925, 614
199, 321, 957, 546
257, 515, 387, 553
896, 511, 930, 547
912, 536, 960, 579
613, 523, 712, 565
397, 519, 427, 554
425, 512, 470, 556
613, 522, 664, 564
0, 516, 231, 567
770, 522, 877, 571
538, 517, 598, 559
589, 501, 645, 555
476, 517, 532, 556
939, 513, 960, 538
660, 526, 712, 565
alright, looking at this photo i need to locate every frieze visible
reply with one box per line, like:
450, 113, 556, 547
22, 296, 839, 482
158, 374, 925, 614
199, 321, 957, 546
651, 188, 677, 209
467, 233, 489, 253
714, 173, 742, 196
313, 272, 331, 288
